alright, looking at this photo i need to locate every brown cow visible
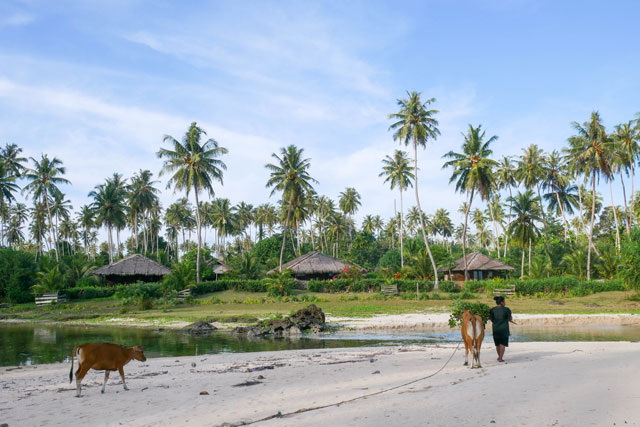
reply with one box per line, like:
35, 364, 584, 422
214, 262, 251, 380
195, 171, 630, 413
69, 343, 146, 397
461, 310, 484, 368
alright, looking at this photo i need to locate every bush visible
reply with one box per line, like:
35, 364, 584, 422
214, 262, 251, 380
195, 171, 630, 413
438, 281, 458, 293
115, 282, 164, 300
510, 277, 624, 296
448, 299, 491, 328
0, 249, 37, 304
66, 287, 116, 300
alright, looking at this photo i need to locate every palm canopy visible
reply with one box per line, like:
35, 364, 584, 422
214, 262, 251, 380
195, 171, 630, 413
379, 150, 414, 191
1, 143, 27, 178
157, 122, 228, 197
0, 163, 19, 203
338, 187, 361, 216
517, 144, 547, 190
565, 111, 612, 182
507, 190, 541, 248
265, 145, 317, 201
442, 124, 498, 200
22, 155, 71, 202
388, 91, 440, 147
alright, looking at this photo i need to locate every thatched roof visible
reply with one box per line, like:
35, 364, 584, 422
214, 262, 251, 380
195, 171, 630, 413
438, 252, 516, 272
267, 251, 355, 276
91, 254, 171, 276
213, 262, 232, 275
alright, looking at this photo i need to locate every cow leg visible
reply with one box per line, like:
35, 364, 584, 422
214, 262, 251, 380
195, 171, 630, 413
102, 370, 110, 394
119, 367, 129, 391
463, 341, 469, 366
75, 366, 90, 397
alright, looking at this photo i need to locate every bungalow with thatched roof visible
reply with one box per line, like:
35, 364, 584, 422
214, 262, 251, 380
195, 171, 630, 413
91, 254, 171, 284
267, 251, 357, 282
438, 252, 516, 281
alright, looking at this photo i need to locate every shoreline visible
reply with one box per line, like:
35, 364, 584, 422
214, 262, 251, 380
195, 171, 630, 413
1, 341, 638, 426
2, 312, 640, 331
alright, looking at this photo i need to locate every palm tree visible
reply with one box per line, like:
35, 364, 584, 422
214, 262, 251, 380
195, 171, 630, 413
379, 150, 414, 268
496, 156, 517, 256
89, 175, 127, 263
76, 205, 95, 257
433, 208, 454, 249
388, 91, 441, 287
443, 124, 498, 280
518, 144, 550, 254
128, 169, 159, 253
265, 145, 317, 271
158, 122, 228, 282
566, 111, 612, 280
338, 187, 361, 247
210, 198, 236, 254
613, 121, 639, 226
507, 190, 541, 277
543, 150, 573, 241
0, 162, 20, 245
1, 143, 27, 178
23, 155, 70, 262
361, 214, 376, 235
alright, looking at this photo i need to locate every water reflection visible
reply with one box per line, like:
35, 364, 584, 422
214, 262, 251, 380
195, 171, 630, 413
0, 323, 638, 367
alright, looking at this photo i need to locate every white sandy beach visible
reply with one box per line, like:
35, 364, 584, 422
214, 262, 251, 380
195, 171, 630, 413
1, 341, 639, 427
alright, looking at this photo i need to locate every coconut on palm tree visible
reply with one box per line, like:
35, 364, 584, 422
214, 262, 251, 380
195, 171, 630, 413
443, 124, 498, 280
379, 150, 414, 268
158, 122, 228, 282
388, 91, 441, 288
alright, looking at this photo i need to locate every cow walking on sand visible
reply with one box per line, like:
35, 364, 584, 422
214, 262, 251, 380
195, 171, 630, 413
461, 310, 484, 368
69, 343, 147, 397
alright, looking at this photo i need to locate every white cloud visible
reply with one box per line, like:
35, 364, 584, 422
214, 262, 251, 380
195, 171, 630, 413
0, 12, 34, 28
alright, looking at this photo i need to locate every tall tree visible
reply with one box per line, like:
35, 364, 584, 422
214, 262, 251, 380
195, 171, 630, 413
23, 155, 70, 262
517, 144, 551, 255
380, 150, 414, 268
89, 175, 127, 263
443, 124, 498, 280
265, 145, 317, 271
388, 91, 441, 288
507, 190, 541, 277
543, 150, 572, 241
1, 143, 27, 178
338, 187, 361, 247
613, 121, 639, 232
566, 111, 612, 280
158, 122, 228, 282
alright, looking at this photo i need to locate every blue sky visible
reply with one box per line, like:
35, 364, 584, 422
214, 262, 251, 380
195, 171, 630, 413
1, 0, 639, 233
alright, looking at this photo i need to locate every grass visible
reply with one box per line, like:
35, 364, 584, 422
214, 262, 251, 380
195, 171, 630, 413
1, 290, 639, 325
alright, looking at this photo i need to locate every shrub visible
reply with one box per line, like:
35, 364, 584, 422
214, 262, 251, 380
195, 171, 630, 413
115, 282, 164, 300
0, 249, 37, 304
66, 287, 115, 300
438, 281, 458, 293
263, 270, 295, 297
448, 299, 491, 328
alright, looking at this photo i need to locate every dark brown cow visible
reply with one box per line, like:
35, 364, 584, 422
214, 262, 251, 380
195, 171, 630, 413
461, 310, 484, 368
69, 343, 146, 397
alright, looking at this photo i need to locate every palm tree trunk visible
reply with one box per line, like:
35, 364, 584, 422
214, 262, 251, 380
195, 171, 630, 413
619, 170, 631, 236
587, 173, 596, 280
556, 192, 569, 241
536, 185, 551, 256
399, 188, 404, 269
279, 201, 293, 272
521, 246, 525, 278
504, 186, 513, 257
528, 238, 532, 276
43, 195, 59, 262
487, 198, 499, 257
107, 225, 114, 264
609, 179, 621, 251
194, 189, 202, 283
413, 142, 439, 289
462, 189, 474, 281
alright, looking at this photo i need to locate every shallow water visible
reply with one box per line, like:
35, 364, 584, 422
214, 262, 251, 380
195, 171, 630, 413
1, 323, 638, 367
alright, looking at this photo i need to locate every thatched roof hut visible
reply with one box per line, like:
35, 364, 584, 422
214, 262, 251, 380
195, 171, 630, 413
438, 252, 515, 281
91, 254, 171, 284
267, 251, 356, 280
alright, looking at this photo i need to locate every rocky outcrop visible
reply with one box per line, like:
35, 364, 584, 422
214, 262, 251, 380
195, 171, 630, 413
232, 305, 325, 337
182, 321, 217, 336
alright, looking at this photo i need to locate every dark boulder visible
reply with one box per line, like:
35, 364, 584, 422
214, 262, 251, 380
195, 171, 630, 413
183, 321, 217, 336
291, 304, 325, 330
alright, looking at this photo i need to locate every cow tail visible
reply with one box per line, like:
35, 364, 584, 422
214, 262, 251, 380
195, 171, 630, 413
69, 345, 79, 383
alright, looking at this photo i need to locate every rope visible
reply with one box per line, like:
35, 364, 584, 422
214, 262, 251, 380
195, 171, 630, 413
221, 341, 462, 426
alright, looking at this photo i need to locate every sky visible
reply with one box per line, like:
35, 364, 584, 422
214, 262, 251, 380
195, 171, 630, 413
1, 0, 639, 240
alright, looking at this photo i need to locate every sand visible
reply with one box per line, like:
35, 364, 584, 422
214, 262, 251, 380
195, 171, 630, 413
1, 341, 639, 426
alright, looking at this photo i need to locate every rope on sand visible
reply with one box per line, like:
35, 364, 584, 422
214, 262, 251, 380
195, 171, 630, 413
221, 342, 463, 426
